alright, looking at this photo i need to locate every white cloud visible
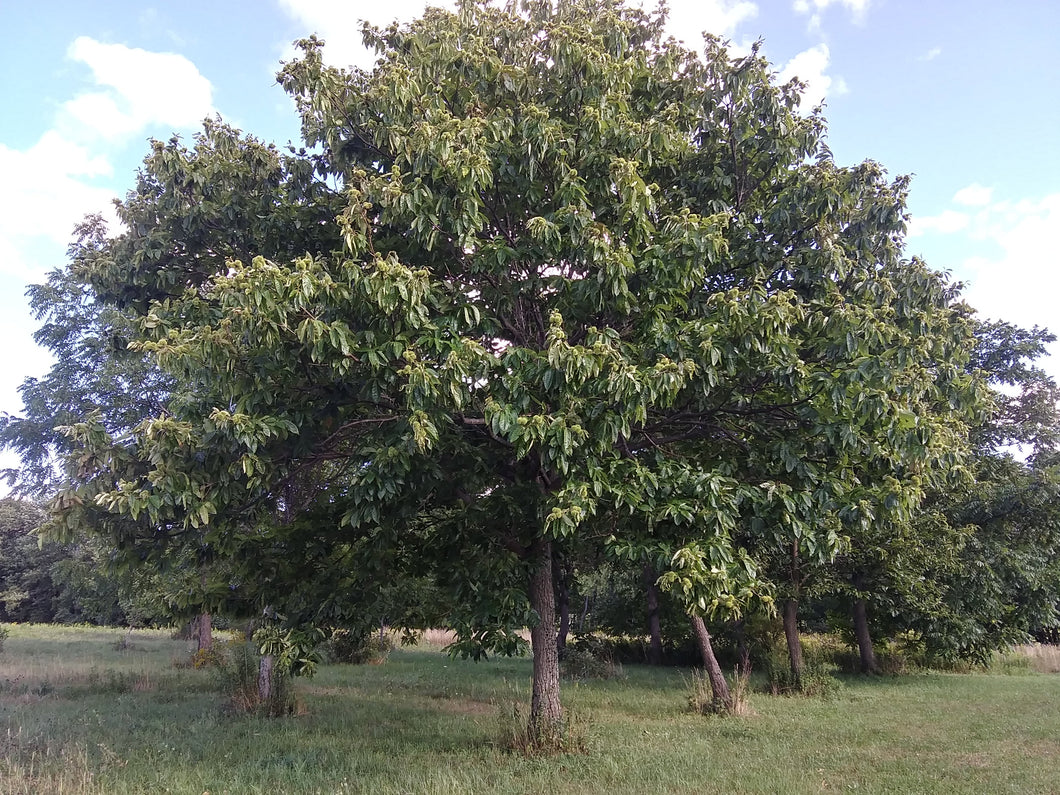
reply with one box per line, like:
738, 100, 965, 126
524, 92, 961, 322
63, 37, 214, 141
793, 0, 870, 30
278, 0, 457, 68
917, 46, 942, 62
0, 132, 118, 259
952, 183, 993, 207
959, 194, 1060, 348
0, 38, 213, 284
778, 44, 847, 109
279, 0, 760, 66
663, 0, 758, 45
908, 209, 970, 237
912, 193, 1060, 377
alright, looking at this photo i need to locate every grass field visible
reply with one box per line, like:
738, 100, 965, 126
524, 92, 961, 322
2, 624, 1059, 794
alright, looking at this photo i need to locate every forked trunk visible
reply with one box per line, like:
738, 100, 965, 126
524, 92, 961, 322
690, 615, 732, 712
852, 598, 879, 674
782, 599, 803, 687
529, 537, 563, 740
196, 612, 213, 653
643, 563, 664, 665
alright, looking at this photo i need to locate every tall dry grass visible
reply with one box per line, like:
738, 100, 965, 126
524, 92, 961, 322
1016, 643, 1060, 673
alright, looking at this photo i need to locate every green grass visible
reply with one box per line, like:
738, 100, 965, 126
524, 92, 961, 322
2, 624, 1060, 794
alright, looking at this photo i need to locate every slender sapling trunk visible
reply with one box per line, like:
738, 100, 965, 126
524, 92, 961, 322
643, 562, 664, 665
554, 555, 570, 657
782, 598, 803, 687
852, 597, 879, 674
690, 614, 732, 712
196, 612, 213, 653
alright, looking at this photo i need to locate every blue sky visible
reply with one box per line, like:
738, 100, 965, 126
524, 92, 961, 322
1, 0, 1058, 482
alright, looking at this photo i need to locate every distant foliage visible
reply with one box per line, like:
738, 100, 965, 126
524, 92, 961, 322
322, 629, 394, 665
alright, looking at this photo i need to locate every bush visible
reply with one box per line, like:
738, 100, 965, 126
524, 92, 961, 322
762, 637, 843, 698
322, 629, 393, 665
0, 625, 8, 653
561, 647, 624, 680
212, 640, 295, 717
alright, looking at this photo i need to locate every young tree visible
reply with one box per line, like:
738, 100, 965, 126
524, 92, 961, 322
50, 0, 981, 742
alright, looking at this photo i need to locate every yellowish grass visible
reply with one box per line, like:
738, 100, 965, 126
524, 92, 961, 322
418, 628, 459, 648
1017, 643, 1060, 673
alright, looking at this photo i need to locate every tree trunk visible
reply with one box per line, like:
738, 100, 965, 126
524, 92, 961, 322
528, 537, 563, 741
733, 619, 750, 675
554, 555, 571, 657
258, 653, 274, 704
852, 598, 879, 674
782, 598, 803, 687
195, 612, 213, 653
690, 615, 732, 713
643, 563, 664, 665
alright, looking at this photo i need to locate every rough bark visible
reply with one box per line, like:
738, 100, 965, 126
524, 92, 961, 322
852, 597, 879, 674
258, 653, 275, 704
528, 537, 563, 740
782, 598, 803, 687
690, 614, 732, 712
195, 612, 213, 653
643, 563, 664, 665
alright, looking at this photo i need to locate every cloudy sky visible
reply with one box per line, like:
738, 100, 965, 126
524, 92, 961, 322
1, 0, 1058, 481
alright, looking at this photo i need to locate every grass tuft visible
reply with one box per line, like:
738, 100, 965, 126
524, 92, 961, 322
496, 701, 589, 757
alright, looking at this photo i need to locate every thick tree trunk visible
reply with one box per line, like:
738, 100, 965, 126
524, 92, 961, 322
690, 615, 732, 712
852, 598, 879, 674
528, 537, 563, 741
258, 653, 275, 704
643, 563, 664, 665
554, 556, 571, 657
195, 612, 213, 653
782, 598, 803, 687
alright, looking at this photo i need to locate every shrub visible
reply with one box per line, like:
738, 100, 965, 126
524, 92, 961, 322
561, 647, 624, 680
213, 640, 295, 717
0, 625, 9, 653
322, 629, 393, 665
762, 638, 843, 698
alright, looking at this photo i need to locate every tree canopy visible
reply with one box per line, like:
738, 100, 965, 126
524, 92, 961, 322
17, 0, 990, 739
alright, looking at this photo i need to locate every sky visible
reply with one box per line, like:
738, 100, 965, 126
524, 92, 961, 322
1, 0, 1058, 484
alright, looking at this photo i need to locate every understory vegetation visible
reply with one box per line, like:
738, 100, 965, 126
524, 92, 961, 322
2, 624, 1059, 794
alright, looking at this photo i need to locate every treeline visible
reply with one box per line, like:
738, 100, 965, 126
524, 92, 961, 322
0, 498, 170, 626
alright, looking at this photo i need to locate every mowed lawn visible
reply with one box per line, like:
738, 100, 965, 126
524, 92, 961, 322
2, 624, 1059, 794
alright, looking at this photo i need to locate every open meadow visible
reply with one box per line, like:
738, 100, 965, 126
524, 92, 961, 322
2, 624, 1060, 794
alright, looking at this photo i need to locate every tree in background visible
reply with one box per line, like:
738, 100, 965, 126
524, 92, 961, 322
899, 321, 1060, 663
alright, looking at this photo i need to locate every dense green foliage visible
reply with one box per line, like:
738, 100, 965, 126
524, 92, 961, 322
0, 498, 176, 626
3, 0, 1057, 740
